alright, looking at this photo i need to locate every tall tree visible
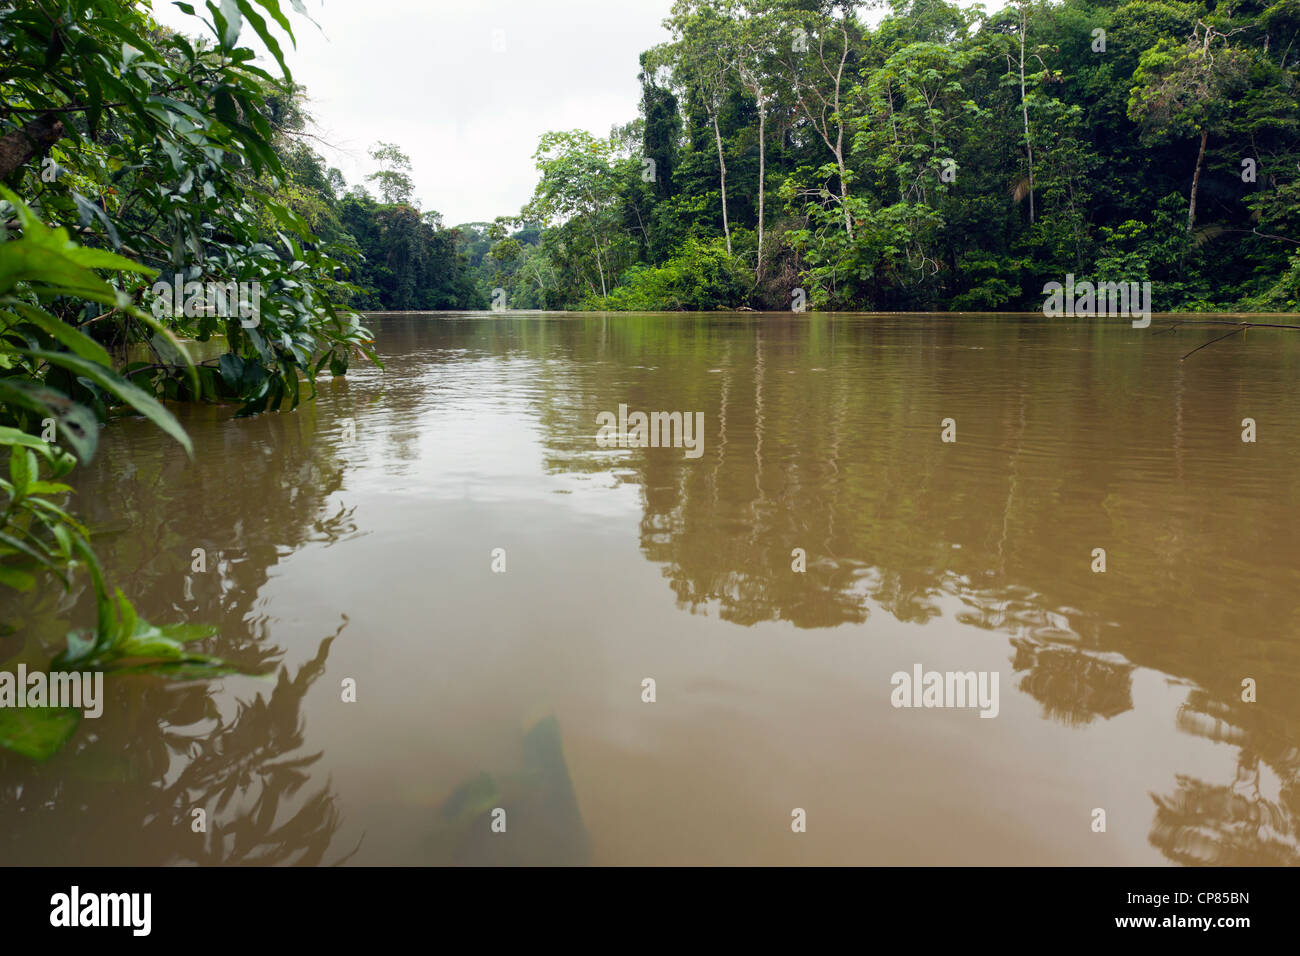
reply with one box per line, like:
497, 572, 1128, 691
1128, 19, 1253, 230
734, 1, 780, 277
779, 0, 868, 239
367, 141, 415, 206
1005, 1, 1042, 223
522, 130, 624, 302
661, 0, 740, 254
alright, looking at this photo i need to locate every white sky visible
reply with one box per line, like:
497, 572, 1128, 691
148, 0, 1001, 227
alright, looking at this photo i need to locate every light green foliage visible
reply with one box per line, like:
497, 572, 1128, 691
366, 141, 416, 206
599, 237, 750, 310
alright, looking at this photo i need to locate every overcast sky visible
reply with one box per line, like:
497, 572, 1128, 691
148, 0, 1001, 227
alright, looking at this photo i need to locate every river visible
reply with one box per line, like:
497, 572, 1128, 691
3, 311, 1298, 865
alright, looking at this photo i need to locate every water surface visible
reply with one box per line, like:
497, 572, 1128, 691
3, 312, 1299, 865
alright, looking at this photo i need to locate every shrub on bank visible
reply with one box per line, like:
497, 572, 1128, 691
588, 238, 751, 311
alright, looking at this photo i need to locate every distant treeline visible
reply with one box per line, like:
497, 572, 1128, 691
474, 0, 1300, 313
277, 141, 484, 311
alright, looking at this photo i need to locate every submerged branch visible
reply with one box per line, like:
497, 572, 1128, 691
1180, 325, 1246, 359
1152, 319, 1300, 359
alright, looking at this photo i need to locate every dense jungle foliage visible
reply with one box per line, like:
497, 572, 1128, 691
476, 0, 1300, 313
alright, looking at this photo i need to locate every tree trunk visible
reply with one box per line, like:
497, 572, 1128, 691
737, 57, 768, 275
582, 187, 608, 300
833, 26, 853, 239
712, 111, 731, 255
0, 113, 65, 181
1019, 17, 1035, 224
1188, 127, 1208, 232
788, 23, 853, 239
592, 237, 608, 300
756, 101, 766, 278
838, 154, 853, 239
587, 224, 608, 301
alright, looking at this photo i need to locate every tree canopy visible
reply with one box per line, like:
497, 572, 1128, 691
480, 0, 1300, 313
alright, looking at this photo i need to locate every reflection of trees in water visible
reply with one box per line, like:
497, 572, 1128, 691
0, 624, 350, 864
1147, 691, 1300, 864
465, 313, 1300, 866
2, 387, 363, 863
13, 395, 360, 674
956, 583, 1134, 726
1150, 761, 1300, 866
170, 627, 355, 865
1009, 638, 1133, 727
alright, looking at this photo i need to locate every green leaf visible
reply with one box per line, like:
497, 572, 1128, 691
57, 246, 153, 274
71, 192, 122, 251
71, 517, 114, 650
0, 565, 37, 591
8, 446, 33, 496
253, 0, 295, 41
27, 481, 72, 495
19, 349, 193, 457
26, 495, 89, 536
133, 311, 198, 396
218, 351, 246, 389
115, 588, 138, 642
0, 531, 62, 575
61, 630, 96, 667
0, 380, 98, 462
0, 706, 81, 761
6, 302, 113, 367
219, 0, 243, 47
213, 87, 239, 126
0, 426, 57, 460
110, 660, 245, 679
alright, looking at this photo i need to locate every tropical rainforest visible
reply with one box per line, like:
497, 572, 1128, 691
478, 0, 1300, 313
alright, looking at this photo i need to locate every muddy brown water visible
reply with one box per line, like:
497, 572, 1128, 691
3, 312, 1299, 865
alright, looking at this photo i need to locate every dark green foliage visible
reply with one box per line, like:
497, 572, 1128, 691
337, 192, 483, 311
495, 0, 1300, 312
